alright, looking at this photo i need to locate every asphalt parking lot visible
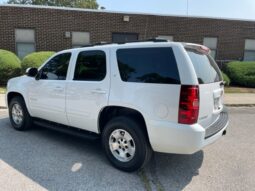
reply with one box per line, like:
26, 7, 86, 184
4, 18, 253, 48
0, 107, 254, 191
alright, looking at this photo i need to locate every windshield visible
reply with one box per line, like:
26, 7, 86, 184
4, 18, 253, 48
186, 48, 222, 84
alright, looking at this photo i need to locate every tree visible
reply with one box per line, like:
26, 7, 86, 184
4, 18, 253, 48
76, 0, 99, 9
7, 0, 99, 9
8, 0, 32, 4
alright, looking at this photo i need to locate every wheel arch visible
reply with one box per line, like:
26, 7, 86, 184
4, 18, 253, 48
98, 105, 150, 142
7, 92, 24, 105
7, 92, 31, 114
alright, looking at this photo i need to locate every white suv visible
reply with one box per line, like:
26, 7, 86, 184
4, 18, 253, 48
6, 40, 229, 172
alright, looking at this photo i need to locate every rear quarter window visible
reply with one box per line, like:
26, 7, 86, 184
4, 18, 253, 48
116, 47, 180, 84
186, 48, 222, 84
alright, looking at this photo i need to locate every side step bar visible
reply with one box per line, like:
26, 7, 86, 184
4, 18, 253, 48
33, 119, 100, 141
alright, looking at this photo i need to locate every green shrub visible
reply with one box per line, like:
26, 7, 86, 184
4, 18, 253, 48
21, 51, 55, 72
0, 49, 21, 85
225, 61, 255, 88
221, 72, 231, 86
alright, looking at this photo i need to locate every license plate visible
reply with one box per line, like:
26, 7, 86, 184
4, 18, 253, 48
213, 88, 223, 110
214, 97, 221, 110
214, 90, 223, 110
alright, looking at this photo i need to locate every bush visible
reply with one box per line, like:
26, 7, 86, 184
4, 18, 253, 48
21, 51, 55, 72
224, 61, 255, 88
221, 72, 231, 86
0, 49, 21, 85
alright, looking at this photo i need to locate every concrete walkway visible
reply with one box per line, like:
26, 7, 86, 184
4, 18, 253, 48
224, 93, 255, 106
0, 93, 255, 108
0, 94, 6, 109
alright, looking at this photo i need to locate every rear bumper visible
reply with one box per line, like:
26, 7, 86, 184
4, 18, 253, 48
147, 108, 229, 154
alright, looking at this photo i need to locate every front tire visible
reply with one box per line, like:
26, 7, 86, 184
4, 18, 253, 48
9, 96, 33, 131
102, 116, 152, 172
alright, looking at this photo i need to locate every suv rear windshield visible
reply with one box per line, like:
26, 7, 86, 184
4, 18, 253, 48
116, 47, 180, 84
186, 48, 222, 84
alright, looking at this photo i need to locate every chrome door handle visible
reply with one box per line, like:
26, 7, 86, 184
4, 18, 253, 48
54, 86, 64, 91
91, 89, 107, 94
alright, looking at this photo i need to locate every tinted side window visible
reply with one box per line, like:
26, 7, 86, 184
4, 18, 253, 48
117, 47, 180, 84
74, 50, 106, 81
186, 49, 222, 84
40, 53, 71, 80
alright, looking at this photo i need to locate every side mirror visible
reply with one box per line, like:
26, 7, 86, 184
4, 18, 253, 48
25, 67, 38, 77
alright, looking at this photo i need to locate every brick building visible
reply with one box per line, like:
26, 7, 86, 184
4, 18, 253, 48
1, 4, 255, 62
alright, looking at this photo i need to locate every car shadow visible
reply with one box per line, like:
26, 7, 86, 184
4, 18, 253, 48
0, 117, 203, 191
144, 151, 203, 191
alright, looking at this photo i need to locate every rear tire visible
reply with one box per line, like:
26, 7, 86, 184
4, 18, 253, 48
9, 96, 33, 131
102, 116, 152, 172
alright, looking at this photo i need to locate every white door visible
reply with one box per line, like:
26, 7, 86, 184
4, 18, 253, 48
66, 49, 110, 133
28, 52, 72, 125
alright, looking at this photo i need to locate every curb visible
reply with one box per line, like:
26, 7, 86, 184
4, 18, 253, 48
225, 104, 255, 107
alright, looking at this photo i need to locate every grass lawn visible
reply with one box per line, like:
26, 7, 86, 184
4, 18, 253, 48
0, 87, 6, 94
225, 86, 255, 93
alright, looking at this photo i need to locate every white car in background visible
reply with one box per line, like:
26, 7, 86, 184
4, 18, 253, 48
6, 39, 229, 172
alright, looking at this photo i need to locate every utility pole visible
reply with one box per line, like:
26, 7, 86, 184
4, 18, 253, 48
186, 0, 189, 16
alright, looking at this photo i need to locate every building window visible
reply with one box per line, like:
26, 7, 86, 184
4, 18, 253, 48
15, 29, 35, 58
244, 39, 255, 61
72, 32, 90, 47
156, 35, 173, 41
203, 37, 218, 59
112, 33, 138, 43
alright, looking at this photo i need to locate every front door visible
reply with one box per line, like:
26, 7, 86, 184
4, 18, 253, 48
28, 52, 72, 125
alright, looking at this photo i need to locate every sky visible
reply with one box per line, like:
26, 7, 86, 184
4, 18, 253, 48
97, 0, 255, 20
1, 0, 255, 20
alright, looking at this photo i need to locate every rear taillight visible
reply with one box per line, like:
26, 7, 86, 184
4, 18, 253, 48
178, 85, 199, 124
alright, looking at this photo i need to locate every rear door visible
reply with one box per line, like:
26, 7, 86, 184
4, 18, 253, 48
65, 49, 110, 133
186, 47, 224, 127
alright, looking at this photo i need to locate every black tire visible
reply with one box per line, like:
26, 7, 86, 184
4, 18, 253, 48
102, 116, 152, 172
9, 96, 33, 131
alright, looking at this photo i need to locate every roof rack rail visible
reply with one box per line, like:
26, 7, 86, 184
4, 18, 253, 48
94, 42, 114, 46
81, 41, 113, 48
78, 38, 169, 48
81, 44, 94, 48
147, 38, 169, 42
117, 38, 168, 44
